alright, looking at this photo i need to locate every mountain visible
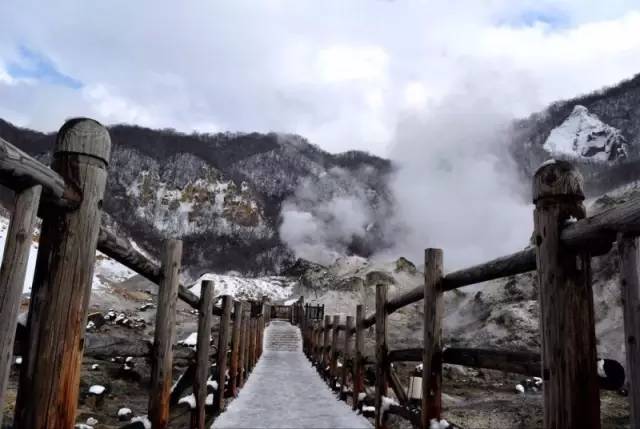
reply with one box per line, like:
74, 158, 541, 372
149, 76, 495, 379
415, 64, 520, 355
511, 73, 640, 196
0, 120, 393, 277
542, 105, 628, 162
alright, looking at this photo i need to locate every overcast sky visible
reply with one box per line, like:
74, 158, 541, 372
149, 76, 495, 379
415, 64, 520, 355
1, 0, 640, 155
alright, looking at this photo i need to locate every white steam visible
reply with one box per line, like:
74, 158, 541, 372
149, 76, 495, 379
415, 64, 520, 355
279, 167, 379, 265
380, 74, 535, 269
280, 71, 538, 269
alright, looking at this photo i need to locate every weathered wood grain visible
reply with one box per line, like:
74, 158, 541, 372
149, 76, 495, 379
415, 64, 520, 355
0, 137, 69, 202
229, 300, 243, 396
533, 161, 599, 429
375, 284, 389, 429
562, 190, 640, 253
323, 315, 331, 373
618, 234, 640, 428
388, 368, 408, 406
238, 305, 248, 387
13, 119, 110, 429
149, 239, 182, 429
341, 316, 354, 400
331, 315, 340, 388
443, 347, 540, 376
194, 280, 214, 429
353, 305, 364, 411
216, 295, 232, 412
0, 185, 41, 426
422, 248, 443, 427
96, 228, 224, 316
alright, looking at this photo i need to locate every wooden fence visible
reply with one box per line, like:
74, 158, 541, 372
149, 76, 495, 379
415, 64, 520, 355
0, 119, 271, 429
296, 160, 640, 429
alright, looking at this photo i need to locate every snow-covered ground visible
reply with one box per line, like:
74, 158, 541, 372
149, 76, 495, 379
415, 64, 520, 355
189, 273, 295, 302
543, 105, 627, 162
213, 321, 371, 429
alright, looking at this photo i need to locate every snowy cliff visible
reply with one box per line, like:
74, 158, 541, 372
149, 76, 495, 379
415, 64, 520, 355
543, 105, 627, 162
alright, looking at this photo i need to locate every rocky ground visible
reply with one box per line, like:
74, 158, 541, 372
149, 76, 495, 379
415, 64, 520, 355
385, 362, 630, 429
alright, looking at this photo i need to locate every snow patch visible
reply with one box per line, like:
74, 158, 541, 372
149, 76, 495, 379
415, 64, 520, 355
597, 359, 606, 378
430, 418, 451, 429
178, 393, 196, 409
178, 332, 199, 347
131, 415, 152, 429
190, 273, 295, 301
88, 385, 106, 395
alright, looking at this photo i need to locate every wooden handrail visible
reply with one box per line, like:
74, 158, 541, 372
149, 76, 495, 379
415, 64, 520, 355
96, 228, 225, 316
0, 136, 80, 208
358, 190, 640, 331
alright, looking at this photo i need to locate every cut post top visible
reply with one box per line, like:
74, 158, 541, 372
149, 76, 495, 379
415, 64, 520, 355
56, 118, 111, 164
532, 160, 584, 204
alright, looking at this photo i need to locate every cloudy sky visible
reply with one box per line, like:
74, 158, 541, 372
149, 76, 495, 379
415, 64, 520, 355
1, 0, 640, 155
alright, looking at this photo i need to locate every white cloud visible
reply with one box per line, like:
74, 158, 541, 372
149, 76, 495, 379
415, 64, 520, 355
2, 0, 640, 266
315, 45, 388, 83
0, 1, 638, 152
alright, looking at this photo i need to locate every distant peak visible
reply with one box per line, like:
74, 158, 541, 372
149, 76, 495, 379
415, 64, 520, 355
543, 104, 627, 163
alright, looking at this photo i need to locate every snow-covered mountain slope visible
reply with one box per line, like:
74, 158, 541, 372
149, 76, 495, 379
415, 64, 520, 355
0, 120, 393, 276
543, 105, 627, 162
188, 273, 295, 301
0, 215, 137, 293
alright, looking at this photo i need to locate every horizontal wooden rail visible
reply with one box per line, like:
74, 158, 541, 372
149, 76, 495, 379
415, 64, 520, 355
357, 193, 640, 332
359, 248, 537, 331
0, 136, 80, 208
561, 195, 640, 253
97, 228, 224, 316
387, 347, 622, 391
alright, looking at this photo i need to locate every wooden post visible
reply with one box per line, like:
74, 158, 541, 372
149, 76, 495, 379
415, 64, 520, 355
243, 312, 251, 383
257, 302, 265, 359
0, 185, 41, 423
303, 303, 309, 352
323, 315, 331, 375
13, 119, 111, 429
421, 248, 443, 427
193, 280, 214, 429
533, 161, 599, 429
331, 315, 340, 388
249, 318, 257, 371
149, 239, 183, 429
353, 304, 364, 411
238, 305, 248, 387
253, 317, 259, 365
216, 295, 232, 412
375, 284, 389, 429
341, 315, 354, 400
312, 324, 319, 363
307, 324, 314, 358
618, 234, 640, 428
229, 301, 242, 396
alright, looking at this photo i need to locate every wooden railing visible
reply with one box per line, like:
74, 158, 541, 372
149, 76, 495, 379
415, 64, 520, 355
0, 119, 270, 429
296, 160, 640, 429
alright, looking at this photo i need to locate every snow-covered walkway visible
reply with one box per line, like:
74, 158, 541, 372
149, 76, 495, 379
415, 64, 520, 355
212, 321, 371, 428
